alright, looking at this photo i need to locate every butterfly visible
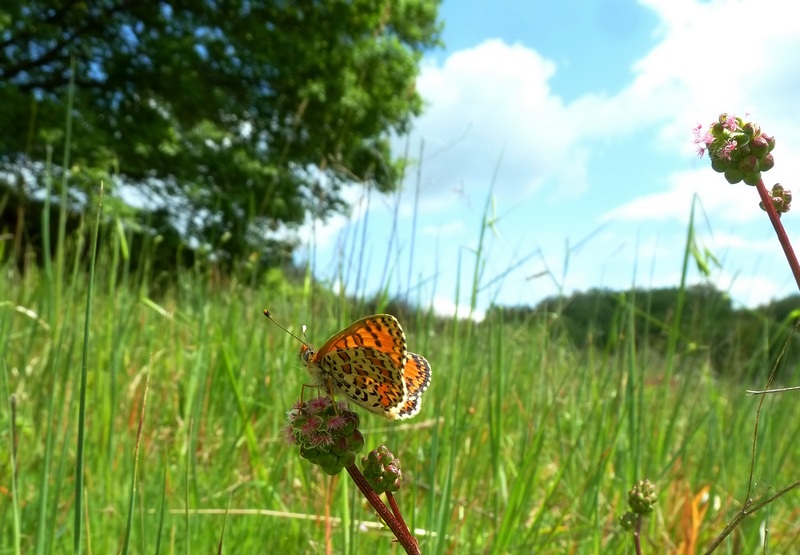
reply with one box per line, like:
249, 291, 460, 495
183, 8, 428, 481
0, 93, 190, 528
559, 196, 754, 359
267, 312, 431, 419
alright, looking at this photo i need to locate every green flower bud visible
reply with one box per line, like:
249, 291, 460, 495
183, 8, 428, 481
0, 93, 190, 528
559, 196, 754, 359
627, 479, 657, 515
742, 121, 760, 136
619, 511, 637, 531
760, 153, 774, 172
724, 166, 744, 184
750, 135, 769, 157
759, 183, 792, 215
762, 133, 776, 152
710, 156, 728, 173
742, 171, 761, 186
738, 155, 759, 173
361, 445, 403, 494
711, 121, 727, 137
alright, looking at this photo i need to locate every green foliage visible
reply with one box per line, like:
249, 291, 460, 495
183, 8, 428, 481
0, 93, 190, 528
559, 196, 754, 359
4, 141, 800, 551
490, 284, 800, 379
0, 0, 442, 266
4, 226, 800, 552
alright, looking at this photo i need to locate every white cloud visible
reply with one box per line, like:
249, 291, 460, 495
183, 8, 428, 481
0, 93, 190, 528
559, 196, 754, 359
430, 295, 486, 322
600, 168, 768, 224
720, 271, 784, 308
412, 39, 587, 201
708, 231, 775, 252
633, 0, 800, 148
300, 0, 800, 313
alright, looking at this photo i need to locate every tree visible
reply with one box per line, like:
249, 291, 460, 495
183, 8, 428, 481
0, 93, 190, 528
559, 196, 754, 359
0, 0, 442, 266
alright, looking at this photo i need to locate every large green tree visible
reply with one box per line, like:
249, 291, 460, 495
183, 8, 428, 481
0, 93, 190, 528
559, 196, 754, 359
0, 0, 441, 265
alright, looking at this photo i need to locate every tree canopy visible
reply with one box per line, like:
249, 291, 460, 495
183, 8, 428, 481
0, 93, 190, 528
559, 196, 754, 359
0, 0, 442, 266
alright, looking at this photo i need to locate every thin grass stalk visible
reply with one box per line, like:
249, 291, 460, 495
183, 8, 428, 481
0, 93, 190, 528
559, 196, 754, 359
331, 474, 348, 555
106, 228, 123, 495
215, 492, 234, 554
624, 290, 642, 480
656, 196, 697, 462
221, 344, 262, 472
493, 425, 547, 552
122, 368, 150, 554
44, 332, 76, 553
428, 250, 464, 555
353, 184, 372, 305
406, 138, 423, 295
487, 310, 507, 513
155, 455, 167, 554
72, 182, 103, 554
378, 168, 402, 298
403, 139, 426, 542
55, 56, 77, 310
41, 146, 54, 323
184, 418, 192, 555
35, 150, 58, 555
2, 367, 21, 555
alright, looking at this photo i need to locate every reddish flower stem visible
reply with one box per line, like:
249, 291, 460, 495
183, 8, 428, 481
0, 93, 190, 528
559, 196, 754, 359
386, 492, 413, 540
346, 464, 420, 555
634, 514, 642, 555
755, 179, 800, 291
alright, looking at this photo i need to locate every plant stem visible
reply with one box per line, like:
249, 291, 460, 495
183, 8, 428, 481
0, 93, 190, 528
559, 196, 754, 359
346, 465, 419, 555
386, 491, 412, 537
755, 179, 800, 290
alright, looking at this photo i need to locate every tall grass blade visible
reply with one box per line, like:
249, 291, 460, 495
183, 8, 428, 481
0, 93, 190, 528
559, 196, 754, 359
155, 454, 167, 555
656, 196, 697, 462
184, 418, 192, 555
55, 57, 77, 310
72, 182, 104, 554
122, 368, 150, 554
2, 366, 21, 555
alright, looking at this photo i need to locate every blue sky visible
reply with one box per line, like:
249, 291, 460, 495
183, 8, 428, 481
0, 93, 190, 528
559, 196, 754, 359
298, 0, 800, 320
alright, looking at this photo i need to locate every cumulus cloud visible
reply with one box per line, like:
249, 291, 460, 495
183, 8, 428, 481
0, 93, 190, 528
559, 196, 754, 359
412, 39, 588, 201
431, 295, 486, 322
302, 0, 800, 311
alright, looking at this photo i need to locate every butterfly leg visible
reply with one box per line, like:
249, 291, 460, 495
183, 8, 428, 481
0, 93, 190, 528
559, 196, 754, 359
300, 381, 342, 414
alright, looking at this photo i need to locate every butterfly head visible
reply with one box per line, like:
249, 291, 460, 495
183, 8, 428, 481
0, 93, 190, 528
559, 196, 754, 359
299, 344, 316, 365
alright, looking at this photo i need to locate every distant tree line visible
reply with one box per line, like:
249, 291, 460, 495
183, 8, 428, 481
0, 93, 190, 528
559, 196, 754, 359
484, 284, 800, 380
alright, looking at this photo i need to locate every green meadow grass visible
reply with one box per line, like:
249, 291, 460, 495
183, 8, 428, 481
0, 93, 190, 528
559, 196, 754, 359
3, 209, 800, 554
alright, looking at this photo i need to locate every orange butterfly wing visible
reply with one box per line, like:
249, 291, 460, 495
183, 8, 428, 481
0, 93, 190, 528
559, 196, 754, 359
302, 315, 410, 417
393, 352, 432, 419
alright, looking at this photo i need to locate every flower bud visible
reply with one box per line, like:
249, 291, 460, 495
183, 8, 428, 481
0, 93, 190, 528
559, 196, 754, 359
749, 135, 769, 158
724, 166, 744, 184
627, 479, 657, 515
738, 155, 759, 174
361, 445, 403, 494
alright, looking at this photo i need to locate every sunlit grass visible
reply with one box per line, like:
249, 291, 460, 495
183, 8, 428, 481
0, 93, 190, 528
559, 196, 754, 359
2, 200, 800, 553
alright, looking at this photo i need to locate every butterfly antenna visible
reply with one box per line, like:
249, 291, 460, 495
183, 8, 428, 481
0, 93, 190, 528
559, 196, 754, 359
263, 309, 308, 346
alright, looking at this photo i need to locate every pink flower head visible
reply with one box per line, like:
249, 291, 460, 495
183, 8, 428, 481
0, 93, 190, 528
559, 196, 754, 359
301, 416, 322, 436
307, 396, 332, 413
722, 114, 738, 131
309, 431, 334, 449
719, 139, 737, 161
692, 123, 713, 157
327, 414, 348, 431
